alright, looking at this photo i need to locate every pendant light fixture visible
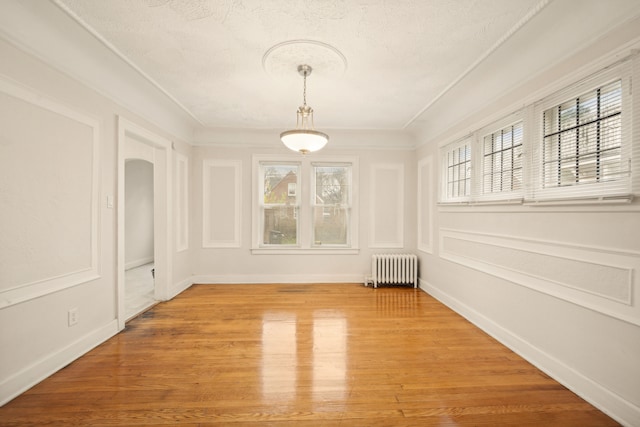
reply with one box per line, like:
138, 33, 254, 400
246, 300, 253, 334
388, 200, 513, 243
280, 64, 329, 154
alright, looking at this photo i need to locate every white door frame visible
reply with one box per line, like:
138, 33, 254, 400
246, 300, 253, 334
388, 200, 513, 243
117, 116, 173, 330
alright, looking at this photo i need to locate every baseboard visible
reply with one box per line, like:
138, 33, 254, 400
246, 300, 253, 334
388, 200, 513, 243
0, 319, 119, 407
419, 278, 640, 427
191, 274, 366, 285
167, 277, 193, 300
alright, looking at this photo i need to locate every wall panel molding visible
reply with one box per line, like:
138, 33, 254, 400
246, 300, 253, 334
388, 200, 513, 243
202, 159, 242, 248
175, 153, 189, 252
439, 228, 640, 325
417, 156, 434, 254
0, 76, 100, 309
369, 163, 404, 248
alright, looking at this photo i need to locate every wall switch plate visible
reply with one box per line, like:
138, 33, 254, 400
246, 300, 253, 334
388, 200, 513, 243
68, 308, 78, 326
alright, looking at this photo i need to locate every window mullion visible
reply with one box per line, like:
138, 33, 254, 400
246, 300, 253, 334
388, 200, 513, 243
298, 160, 309, 248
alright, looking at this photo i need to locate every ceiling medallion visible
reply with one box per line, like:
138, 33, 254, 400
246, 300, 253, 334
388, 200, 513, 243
262, 40, 347, 79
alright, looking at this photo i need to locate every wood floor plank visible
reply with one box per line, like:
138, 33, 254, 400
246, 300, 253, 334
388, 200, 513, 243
0, 284, 619, 426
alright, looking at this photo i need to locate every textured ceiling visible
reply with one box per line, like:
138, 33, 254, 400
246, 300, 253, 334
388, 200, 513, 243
55, 0, 545, 131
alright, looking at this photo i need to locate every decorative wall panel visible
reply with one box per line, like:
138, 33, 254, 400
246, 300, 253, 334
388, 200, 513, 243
369, 163, 404, 248
0, 77, 99, 308
202, 159, 241, 248
440, 229, 640, 325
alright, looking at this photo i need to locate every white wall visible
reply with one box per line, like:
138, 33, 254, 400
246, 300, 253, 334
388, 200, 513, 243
191, 143, 416, 284
0, 4, 193, 404
415, 21, 640, 426
124, 160, 154, 269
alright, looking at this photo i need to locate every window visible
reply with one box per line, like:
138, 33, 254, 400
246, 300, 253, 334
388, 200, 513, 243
441, 138, 471, 202
440, 118, 524, 204
482, 121, 523, 195
542, 80, 622, 188
439, 56, 635, 206
260, 163, 299, 246
312, 164, 351, 246
253, 155, 358, 252
531, 61, 632, 201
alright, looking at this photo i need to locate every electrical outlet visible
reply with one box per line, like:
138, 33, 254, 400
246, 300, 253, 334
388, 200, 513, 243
68, 308, 78, 327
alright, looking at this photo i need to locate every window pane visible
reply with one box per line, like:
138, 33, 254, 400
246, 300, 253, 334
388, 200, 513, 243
512, 167, 523, 190
559, 101, 577, 131
262, 163, 299, 246
313, 207, 348, 245
313, 165, 351, 246
601, 116, 621, 150
494, 131, 503, 151
484, 136, 493, 154
263, 206, 297, 245
314, 166, 349, 205
502, 127, 513, 149
578, 89, 598, 125
263, 165, 298, 204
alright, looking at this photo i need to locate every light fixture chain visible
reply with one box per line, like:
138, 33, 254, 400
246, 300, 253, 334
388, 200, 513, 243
303, 72, 307, 107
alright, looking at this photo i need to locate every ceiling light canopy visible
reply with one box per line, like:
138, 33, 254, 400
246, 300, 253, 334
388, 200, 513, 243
280, 64, 328, 154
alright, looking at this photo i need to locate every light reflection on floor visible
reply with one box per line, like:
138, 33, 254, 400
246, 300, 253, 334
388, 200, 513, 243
261, 312, 297, 402
313, 311, 347, 403
261, 310, 348, 407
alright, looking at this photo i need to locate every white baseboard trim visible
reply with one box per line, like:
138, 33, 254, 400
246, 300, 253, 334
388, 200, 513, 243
191, 274, 366, 285
124, 257, 154, 271
419, 278, 640, 427
0, 319, 119, 406
167, 277, 193, 300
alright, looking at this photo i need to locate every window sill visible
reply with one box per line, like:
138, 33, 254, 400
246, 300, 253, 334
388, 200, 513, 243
438, 194, 638, 212
251, 247, 360, 255
438, 198, 523, 207
523, 194, 634, 206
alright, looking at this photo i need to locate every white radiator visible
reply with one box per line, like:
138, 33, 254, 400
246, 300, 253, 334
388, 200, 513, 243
371, 254, 418, 288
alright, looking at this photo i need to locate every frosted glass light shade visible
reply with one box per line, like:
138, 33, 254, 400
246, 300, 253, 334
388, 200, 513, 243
280, 129, 329, 154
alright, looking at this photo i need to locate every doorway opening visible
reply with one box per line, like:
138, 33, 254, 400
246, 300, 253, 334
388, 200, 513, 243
124, 159, 156, 320
117, 116, 173, 330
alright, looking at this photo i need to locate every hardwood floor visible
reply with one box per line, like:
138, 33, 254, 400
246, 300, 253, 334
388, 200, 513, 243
0, 284, 619, 426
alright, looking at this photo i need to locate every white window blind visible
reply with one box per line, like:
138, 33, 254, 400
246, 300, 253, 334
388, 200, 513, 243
530, 61, 634, 201
480, 121, 524, 200
440, 138, 472, 202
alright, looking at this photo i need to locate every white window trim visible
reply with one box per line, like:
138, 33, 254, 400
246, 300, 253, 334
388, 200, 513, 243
528, 61, 633, 202
251, 154, 359, 254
